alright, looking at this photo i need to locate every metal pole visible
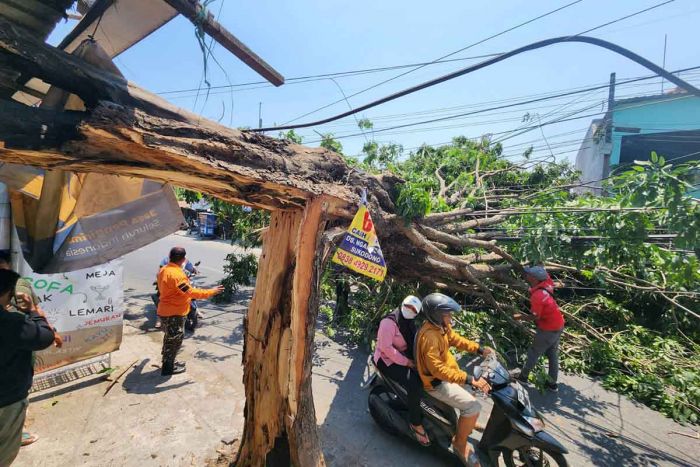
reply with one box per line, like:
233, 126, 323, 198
661, 34, 668, 93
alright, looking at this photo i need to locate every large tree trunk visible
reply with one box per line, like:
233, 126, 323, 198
237, 196, 331, 466
0, 17, 525, 463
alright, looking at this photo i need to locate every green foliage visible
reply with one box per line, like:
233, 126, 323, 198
210, 200, 269, 248
321, 268, 418, 350
279, 129, 303, 144
174, 187, 202, 204
362, 141, 402, 170
395, 182, 432, 220
357, 118, 374, 130
213, 252, 258, 303
320, 133, 344, 154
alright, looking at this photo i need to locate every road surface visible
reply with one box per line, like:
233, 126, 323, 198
14, 233, 700, 466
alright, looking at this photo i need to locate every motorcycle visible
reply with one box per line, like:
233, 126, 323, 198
151, 260, 202, 332
365, 339, 569, 466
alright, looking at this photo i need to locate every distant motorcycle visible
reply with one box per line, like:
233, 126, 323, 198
151, 260, 202, 332
366, 335, 569, 466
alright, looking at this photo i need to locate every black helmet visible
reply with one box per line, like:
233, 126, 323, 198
422, 293, 461, 327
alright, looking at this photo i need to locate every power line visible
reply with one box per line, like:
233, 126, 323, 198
300, 66, 700, 143
267, 1, 680, 131
156, 53, 504, 96
494, 94, 694, 145
279, 0, 587, 125
576, 0, 675, 35
298, 76, 693, 133
253, 35, 699, 134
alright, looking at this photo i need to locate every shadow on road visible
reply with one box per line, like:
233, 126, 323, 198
121, 359, 194, 395
317, 343, 440, 467
527, 382, 695, 467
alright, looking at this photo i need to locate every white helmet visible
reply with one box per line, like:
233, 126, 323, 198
400, 295, 422, 320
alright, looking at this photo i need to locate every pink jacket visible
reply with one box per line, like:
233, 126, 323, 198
373, 317, 411, 367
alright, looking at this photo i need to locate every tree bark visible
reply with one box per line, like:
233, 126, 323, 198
236, 196, 331, 466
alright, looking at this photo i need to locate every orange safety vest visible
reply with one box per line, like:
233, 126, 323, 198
156, 263, 216, 317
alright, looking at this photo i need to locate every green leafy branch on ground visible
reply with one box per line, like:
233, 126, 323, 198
310, 129, 699, 424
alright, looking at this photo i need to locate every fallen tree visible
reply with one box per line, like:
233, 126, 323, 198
1, 14, 698, 465
0, 16, 536, 465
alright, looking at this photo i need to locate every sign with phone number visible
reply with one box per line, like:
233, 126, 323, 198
332, 204, 387, 282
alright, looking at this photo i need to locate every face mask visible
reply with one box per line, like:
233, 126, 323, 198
401, 307, 417, 320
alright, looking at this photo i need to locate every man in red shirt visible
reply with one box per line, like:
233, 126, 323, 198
513, 266, 565, 391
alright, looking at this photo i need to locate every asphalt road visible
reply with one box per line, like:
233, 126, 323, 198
122, 231, 253, 292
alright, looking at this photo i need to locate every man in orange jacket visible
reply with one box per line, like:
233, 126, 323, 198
416, 293, 492, 466
157, 247, 223, 375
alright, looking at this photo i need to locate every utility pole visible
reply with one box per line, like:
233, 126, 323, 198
661, 34, 668, 93
602, 72, 616, 189
258, 102, 262, 130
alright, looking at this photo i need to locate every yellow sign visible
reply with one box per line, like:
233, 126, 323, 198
332, 204, 387, 281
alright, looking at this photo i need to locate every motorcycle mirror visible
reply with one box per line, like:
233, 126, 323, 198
195, 261, 201, 266
486, 332, 498, 352
473, 366, 483, 380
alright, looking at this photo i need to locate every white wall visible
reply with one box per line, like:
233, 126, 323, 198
573, 120, 608, 195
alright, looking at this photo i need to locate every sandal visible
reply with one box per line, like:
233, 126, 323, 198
409, 424, 431, 446
21, 432, 38, 447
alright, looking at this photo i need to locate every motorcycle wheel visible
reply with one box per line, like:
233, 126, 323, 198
185, 310, 198, 332
368, 385, 402, 436
503, 447, 568, 467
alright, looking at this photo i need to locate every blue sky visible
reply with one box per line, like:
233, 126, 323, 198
49, 0, 700, 164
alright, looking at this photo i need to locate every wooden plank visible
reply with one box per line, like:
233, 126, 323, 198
162, 0, 284, 86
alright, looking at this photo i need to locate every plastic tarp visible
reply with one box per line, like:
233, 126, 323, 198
0, 165, 183, 273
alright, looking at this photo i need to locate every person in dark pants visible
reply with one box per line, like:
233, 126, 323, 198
0, 252, 62, 448
157, 247, 223, 376
373, 295, 429, 445
0, 269, 55, 466
512, 265, 566, 391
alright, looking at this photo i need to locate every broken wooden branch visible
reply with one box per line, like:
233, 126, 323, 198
162, 0, 284, 86
103, 359, 138, 396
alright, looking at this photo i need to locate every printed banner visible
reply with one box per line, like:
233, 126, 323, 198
21, 259, 125, 373
0, 164, 183, 273
332, 204, 387, 281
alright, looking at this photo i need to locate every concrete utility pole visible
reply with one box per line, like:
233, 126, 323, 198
602, 72, 616, 182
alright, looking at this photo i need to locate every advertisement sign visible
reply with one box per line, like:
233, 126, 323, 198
332, 204, 387, 282
21, 259, 125, 373
0, 164, 183, 273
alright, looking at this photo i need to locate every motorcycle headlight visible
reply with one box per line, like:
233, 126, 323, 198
524, 415, 545, 432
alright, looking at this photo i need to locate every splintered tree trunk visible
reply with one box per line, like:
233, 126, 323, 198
236, 197, 330, 466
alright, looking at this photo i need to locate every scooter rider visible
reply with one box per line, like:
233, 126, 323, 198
416, 293, 493, 466
373, 295, 429, 446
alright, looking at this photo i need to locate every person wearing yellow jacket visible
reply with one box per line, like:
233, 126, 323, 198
416, 293, 492, 466
157, 247, 223, 375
